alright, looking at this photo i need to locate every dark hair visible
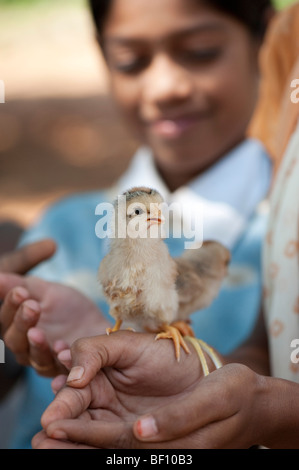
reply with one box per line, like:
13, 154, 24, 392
203, 0, 274, 38
88, 0, 274, 39
88, 0, 111, 38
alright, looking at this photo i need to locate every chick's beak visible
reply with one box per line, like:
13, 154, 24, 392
147, 210, 165, 226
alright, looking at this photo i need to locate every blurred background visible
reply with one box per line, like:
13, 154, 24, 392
0, 0, 139, 253
0, 0, 297, 254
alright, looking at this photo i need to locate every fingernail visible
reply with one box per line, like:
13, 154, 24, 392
136, 415, 158, 438
13, 287, 28, 303
51, 429, 67, 441
67, 366, 84, 383
28, 335, 39, 347
24, 300, 40, 313
27, 328, 44, 347
23, 301, 40, 322
57, 349, 71, 363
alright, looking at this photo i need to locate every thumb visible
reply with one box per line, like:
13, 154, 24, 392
133, 373, 223, 443
65, 332, 134, 388
133, 392, 202, 443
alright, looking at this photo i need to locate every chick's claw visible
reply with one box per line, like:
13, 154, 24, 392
170, 320, 195, 338
106, 319, 123, 335
155, 324, 191, 362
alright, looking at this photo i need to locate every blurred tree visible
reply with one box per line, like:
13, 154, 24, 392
0, 0, 83, 5
275, 0, 298, 8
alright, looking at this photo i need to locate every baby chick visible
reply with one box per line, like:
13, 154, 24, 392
98, 187, 230, 361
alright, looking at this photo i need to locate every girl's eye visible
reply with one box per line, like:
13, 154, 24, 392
182, 48, 221, 63
114, 57, 149, 74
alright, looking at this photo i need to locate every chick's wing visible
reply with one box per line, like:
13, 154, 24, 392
175, 241, 230, 319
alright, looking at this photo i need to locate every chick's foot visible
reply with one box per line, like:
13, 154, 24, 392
155, 324, 191, 362
106, 318, 122, 335
170, 320, 195, 338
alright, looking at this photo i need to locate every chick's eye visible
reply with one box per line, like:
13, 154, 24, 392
127, 206, 145, 217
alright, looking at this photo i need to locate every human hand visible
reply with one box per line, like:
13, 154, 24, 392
33, 332, 267, 449
0, 239, 57, 396
0, 239, 56, 275
32, 331, 227, 449
132, 362, 267, 449
0, 273, 111, 376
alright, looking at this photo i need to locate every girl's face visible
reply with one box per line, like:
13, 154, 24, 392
102, 0, 260, 189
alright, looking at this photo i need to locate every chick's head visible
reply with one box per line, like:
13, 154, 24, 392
120, 187, 165, 239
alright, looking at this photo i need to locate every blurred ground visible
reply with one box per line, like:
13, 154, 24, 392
0, 1, 138, 253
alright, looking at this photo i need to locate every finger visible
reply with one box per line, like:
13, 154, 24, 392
32, 430, 96, 449
46, 418, 190, 450
32, 430, 51, 449
27, 327, 62, 377
0, 272, 28, 303
41, 384, 93, 429
66, 331, 148, 388
0, 239, 56, 275
46, 419, 132, 449
133, 367, 234, 443
57, 348, 72, 370
4, 299, 41, 364
67, 335, 118, 387
51, 375, 67, 394
0, 286, 29, 328
53, 340, 70, 355
133, 394, 204, 443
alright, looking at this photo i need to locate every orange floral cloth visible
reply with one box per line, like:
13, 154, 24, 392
253, 3, 299, 380
248, 2, 299, 176
263, 120, 299, 380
